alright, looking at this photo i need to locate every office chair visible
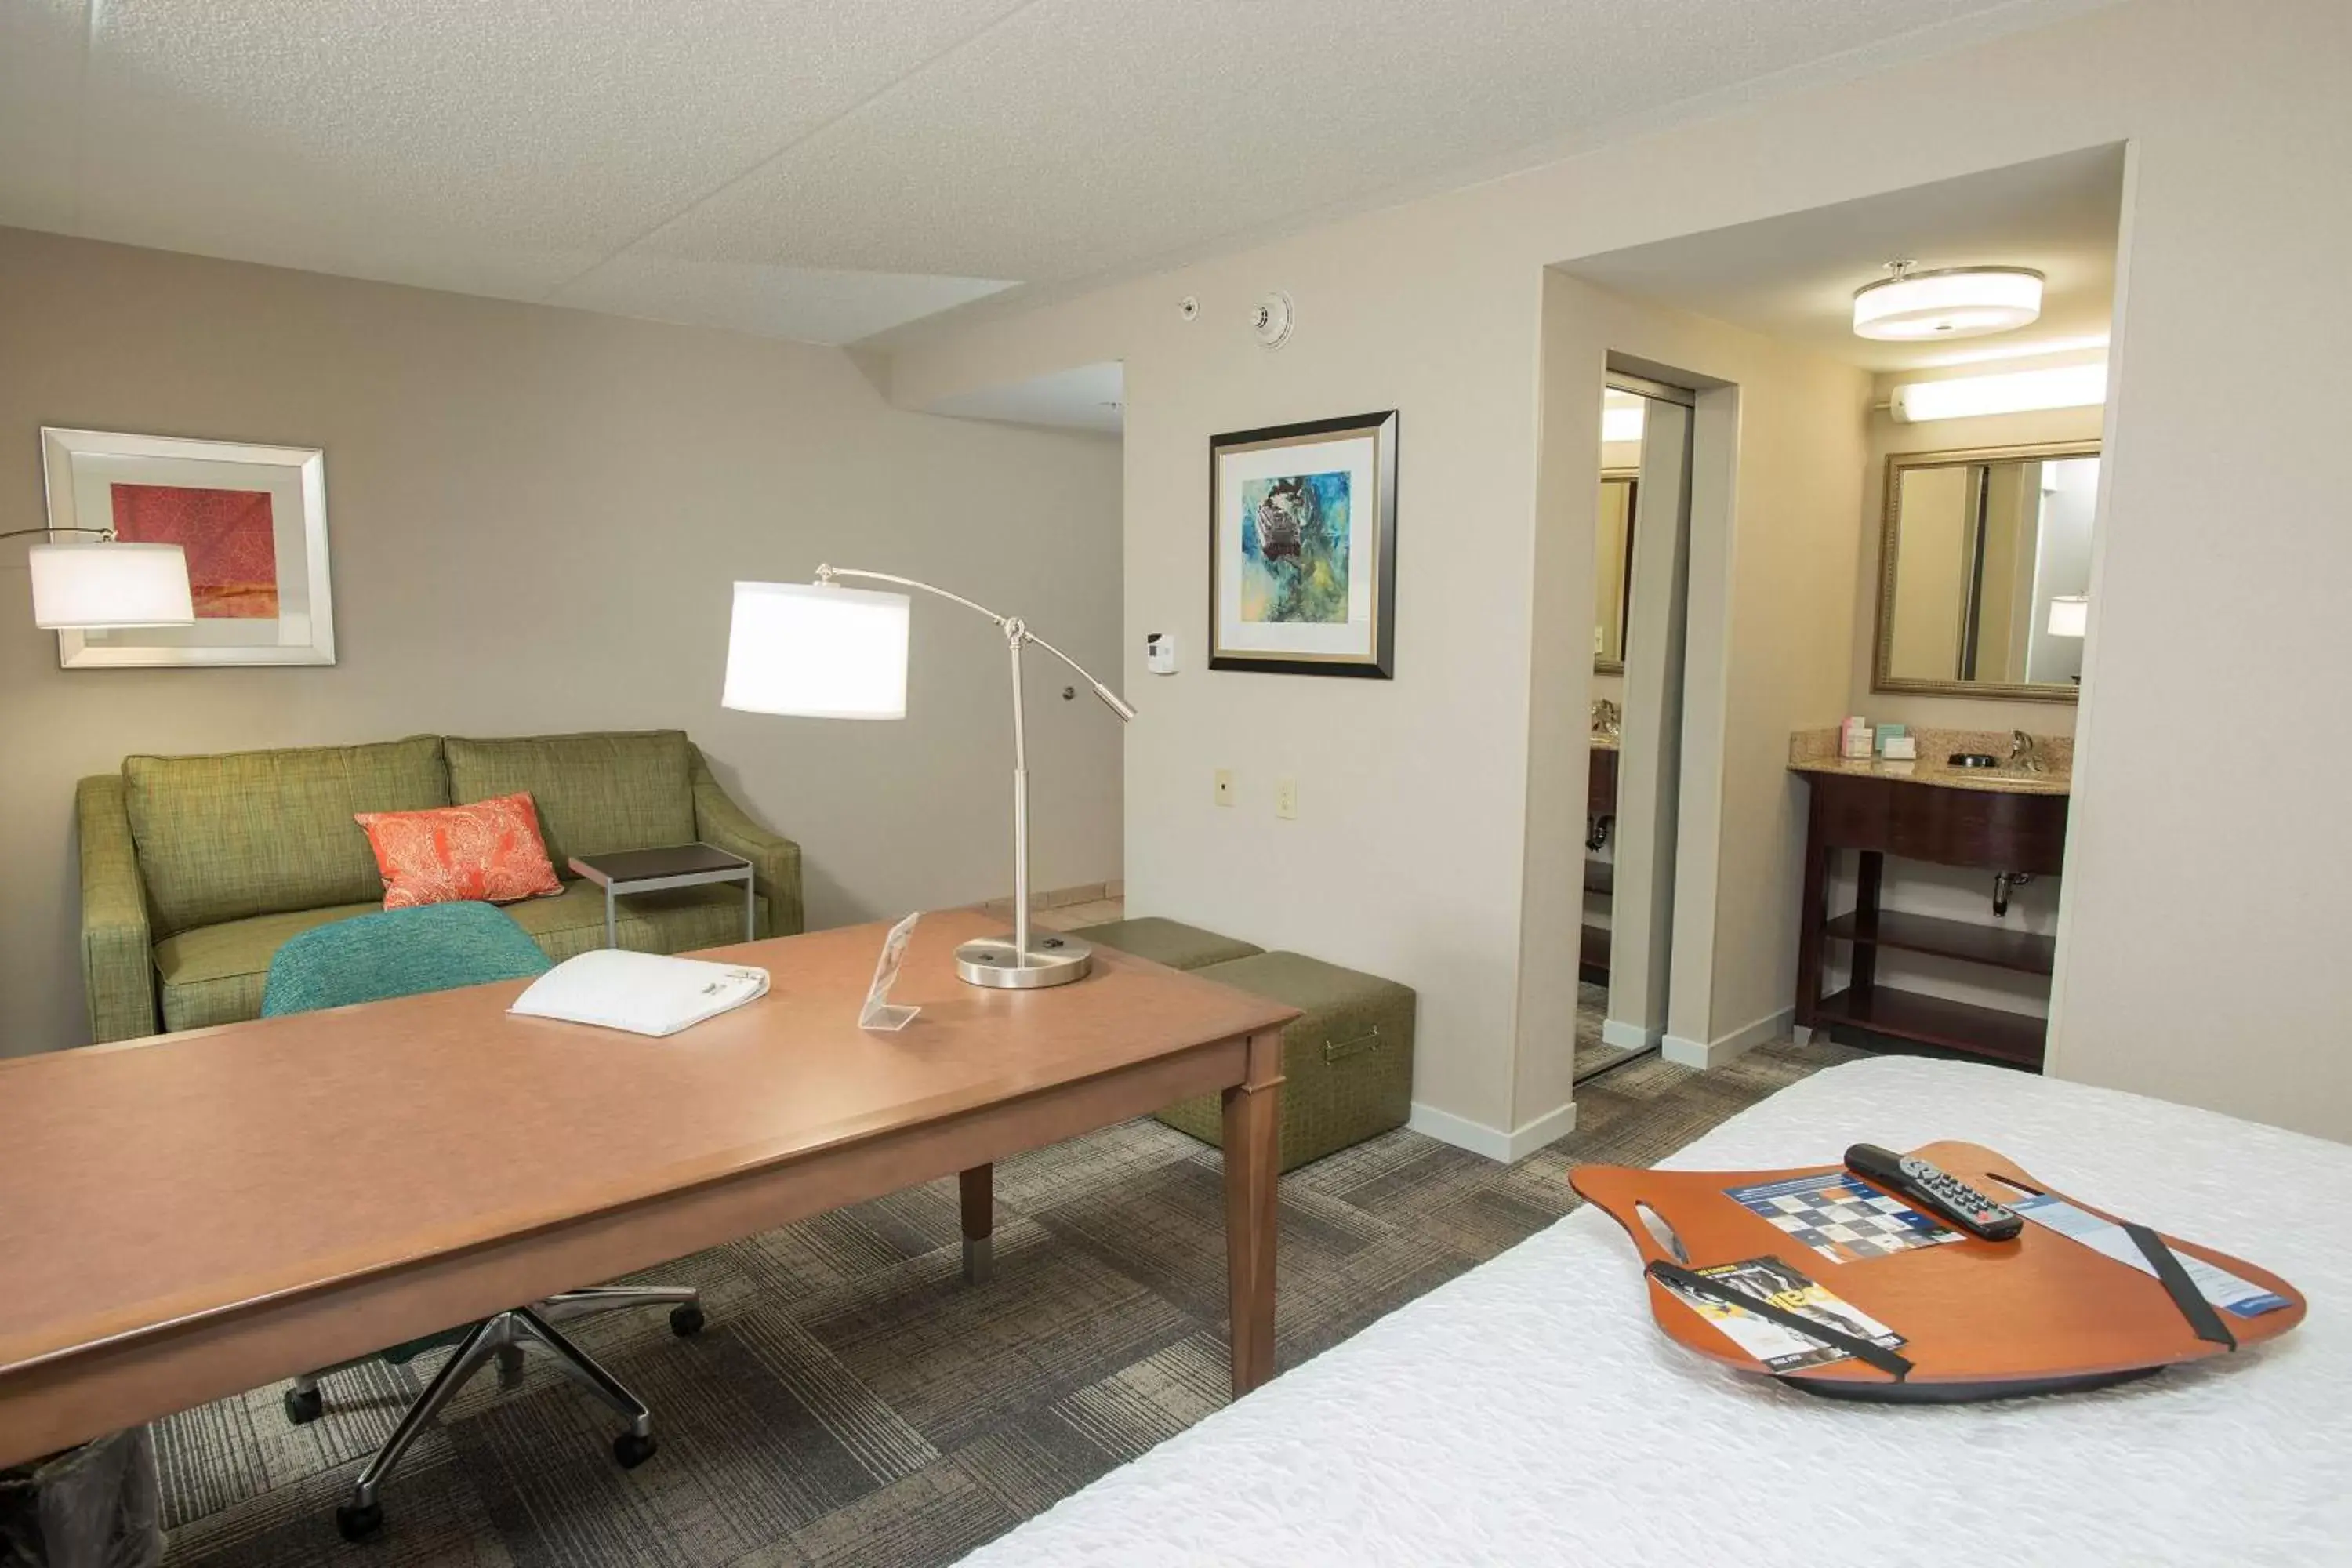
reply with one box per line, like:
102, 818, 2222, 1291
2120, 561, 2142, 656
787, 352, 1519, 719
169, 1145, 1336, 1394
260, 902, 706, 1542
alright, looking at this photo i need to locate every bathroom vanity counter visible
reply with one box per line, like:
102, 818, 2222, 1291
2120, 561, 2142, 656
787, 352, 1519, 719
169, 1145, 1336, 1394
1785, 754, 2067, 796
1789, 728, 2071, 1069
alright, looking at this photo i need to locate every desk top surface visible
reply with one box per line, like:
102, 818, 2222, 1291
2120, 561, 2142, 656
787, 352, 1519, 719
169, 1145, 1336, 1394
0, 909, 1293, 1376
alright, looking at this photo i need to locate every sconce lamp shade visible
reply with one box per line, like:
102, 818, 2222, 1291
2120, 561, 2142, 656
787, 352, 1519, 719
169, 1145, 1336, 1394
2045, 594, 2090, 639
28, 542, 195, 630
722, 580, 910, 720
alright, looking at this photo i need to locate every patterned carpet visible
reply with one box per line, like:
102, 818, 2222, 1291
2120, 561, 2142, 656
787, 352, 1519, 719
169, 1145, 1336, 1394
155, 1036, 1860, 1568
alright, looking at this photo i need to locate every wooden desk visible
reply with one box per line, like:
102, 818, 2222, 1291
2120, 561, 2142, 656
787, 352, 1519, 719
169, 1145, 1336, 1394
0, 910, 1295, 1468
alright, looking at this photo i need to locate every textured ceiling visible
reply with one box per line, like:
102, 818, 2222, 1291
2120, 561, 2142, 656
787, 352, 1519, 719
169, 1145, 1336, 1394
1562, 146, 2125, 372
2, 0, 2087, 346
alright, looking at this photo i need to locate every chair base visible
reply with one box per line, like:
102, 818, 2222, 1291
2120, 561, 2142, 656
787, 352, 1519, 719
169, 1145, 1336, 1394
293, 1284, 701, 1540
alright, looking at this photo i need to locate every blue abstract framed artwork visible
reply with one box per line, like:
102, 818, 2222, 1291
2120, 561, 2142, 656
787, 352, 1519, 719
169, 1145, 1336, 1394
1209, 410, 1397, 677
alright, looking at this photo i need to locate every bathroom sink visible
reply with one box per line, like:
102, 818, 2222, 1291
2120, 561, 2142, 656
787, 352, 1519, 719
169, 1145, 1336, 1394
1929, 765, 2062, 789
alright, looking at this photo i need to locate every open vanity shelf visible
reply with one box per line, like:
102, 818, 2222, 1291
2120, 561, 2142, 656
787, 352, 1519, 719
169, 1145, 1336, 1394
1791, 762, 2067, 1069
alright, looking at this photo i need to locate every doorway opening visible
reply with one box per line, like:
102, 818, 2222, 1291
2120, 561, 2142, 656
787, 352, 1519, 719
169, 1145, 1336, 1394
1578, 371, 1698, 1083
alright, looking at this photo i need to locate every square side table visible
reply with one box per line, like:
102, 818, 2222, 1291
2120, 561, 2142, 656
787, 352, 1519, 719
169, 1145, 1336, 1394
567, 843, 757, 949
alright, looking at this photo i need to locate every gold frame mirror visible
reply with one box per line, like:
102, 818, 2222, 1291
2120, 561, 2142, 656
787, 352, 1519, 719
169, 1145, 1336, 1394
1873, 439, 2098, 702
1593, 468, 1639, 674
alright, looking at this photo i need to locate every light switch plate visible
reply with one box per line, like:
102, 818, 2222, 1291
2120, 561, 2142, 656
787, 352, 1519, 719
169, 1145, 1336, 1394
1275, 775, 1298, 820
1214, 768, 1236, 807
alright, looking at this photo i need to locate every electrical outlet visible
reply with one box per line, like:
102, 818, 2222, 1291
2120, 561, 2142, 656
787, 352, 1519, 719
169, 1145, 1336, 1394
1214, 768, 1236, 808
1274, 775, 1298, 820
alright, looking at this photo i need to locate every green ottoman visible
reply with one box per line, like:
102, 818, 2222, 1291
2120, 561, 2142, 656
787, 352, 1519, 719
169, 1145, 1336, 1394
1073, 917, 1264, 972
1156, 950, 1416, 1172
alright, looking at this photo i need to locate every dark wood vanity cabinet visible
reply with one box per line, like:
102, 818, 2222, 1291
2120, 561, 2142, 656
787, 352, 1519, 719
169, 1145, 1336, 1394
1794, 771, 2067, 1069
1582, 746, 1620, 985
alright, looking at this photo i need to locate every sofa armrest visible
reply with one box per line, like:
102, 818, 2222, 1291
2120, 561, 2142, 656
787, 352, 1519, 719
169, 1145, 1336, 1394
77, 773, 159, 1042
689, 750, 804, 938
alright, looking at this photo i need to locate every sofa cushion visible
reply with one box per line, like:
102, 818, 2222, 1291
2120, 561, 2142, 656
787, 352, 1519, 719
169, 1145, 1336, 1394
496, 879, 764, 964
1071, 917, 1265, 971
154, 880, 764, 1033
445, 731, 695, 871
126, 737, 450, 937
155, 902, 387, 1032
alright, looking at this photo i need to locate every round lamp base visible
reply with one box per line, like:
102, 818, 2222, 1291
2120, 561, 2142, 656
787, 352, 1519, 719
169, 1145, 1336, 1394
955, 933, 1094, 989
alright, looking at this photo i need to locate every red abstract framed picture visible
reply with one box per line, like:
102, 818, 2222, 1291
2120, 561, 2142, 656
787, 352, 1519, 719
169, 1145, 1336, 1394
40, 428, 334, 667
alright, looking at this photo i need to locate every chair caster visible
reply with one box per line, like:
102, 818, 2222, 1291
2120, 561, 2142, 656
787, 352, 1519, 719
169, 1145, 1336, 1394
283, 1385, 325, 1425
669, 1303, 706, 1337
335, 1501, 384, 1542
612, 1431, 659, 1469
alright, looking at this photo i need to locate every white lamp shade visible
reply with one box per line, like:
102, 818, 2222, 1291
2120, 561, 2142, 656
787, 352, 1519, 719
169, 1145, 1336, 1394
2046, 594, 2090, 638
1853, 267, 2043, 341
723, 581, 910, 720
28, 542, 195, 629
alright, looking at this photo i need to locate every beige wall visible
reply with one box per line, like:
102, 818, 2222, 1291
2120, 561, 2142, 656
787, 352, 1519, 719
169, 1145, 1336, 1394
884, 0, 2352, 1143
1854, 400, 2106, 732
0, 227, 1124, 1054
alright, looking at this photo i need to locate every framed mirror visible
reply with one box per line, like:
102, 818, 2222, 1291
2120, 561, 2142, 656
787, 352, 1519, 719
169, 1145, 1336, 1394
1593, 470, 1638, 673
1874, 441, 2097, 702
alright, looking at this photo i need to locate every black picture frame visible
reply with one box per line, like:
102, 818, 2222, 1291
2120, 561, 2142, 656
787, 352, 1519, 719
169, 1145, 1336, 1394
1207, 409, 1398, 678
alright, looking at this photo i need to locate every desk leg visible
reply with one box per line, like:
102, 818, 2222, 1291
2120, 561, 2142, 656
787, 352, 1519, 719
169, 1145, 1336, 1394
1223, 1026, 1284, 1397
958, 1164, 993, 1284
744, 872, 757, 942
604, 886, 618, 950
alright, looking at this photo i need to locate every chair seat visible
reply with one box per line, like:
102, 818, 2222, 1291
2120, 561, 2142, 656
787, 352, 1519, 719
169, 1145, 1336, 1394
155, 880, 766, 1033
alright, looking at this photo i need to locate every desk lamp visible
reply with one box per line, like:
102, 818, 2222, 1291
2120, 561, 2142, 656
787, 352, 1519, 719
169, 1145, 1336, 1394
722, 565, 1133, 989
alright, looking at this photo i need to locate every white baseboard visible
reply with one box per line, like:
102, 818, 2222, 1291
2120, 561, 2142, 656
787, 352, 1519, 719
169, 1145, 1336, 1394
1661, 1007, 1795, 1069
1409, 1097, 1580, 1164
1599, 1018, 1661, 1053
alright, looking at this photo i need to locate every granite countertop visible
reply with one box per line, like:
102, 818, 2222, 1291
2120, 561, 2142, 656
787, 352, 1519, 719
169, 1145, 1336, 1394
1589, 733, 1620, 752
1787, 727, 2071, 797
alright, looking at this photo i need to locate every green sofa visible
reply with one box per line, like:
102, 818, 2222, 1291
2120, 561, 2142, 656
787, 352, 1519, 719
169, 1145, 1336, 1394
77, 729, 802, 1043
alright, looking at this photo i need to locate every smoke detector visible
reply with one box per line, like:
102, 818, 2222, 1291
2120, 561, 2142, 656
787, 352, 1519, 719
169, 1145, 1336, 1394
1252, 291, 1294, 350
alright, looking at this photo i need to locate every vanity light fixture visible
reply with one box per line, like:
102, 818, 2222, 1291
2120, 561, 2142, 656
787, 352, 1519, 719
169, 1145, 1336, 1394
1886, 361, 2107, 423
2045, 595, 2089, 639
1853, 260, 2044, 343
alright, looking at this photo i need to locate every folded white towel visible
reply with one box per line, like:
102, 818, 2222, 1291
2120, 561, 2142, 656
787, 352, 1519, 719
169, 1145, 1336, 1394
508, 949, 769, 1037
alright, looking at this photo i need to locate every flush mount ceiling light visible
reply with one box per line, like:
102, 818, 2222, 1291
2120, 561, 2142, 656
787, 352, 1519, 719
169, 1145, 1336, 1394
1853, 260, 2044, 342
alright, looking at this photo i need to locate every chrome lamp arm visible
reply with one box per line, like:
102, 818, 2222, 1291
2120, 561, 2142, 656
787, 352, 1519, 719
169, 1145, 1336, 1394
814, 564, 1133, 988
0, 525, 113, 543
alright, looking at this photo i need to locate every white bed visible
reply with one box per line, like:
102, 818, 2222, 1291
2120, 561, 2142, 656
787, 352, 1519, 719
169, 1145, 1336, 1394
956, 1056, 2352, 1567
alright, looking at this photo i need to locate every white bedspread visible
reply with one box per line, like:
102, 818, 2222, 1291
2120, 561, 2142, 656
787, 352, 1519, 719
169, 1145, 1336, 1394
955, 1057, 2352, 1567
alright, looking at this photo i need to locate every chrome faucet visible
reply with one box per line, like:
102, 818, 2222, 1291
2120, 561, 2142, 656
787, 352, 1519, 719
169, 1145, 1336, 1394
2008, 730, 2046, 774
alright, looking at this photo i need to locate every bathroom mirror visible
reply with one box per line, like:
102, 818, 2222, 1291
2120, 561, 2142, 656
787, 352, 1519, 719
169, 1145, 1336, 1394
1875, 441, 2097, 702
1593, 471, 1638, 673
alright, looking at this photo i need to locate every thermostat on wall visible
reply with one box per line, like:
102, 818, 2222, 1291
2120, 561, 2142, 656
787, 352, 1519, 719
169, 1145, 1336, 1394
1145, 632, 1179, 674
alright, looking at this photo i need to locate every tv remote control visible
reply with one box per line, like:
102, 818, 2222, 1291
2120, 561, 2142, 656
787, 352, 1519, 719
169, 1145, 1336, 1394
1844, 1143, 2024, 1241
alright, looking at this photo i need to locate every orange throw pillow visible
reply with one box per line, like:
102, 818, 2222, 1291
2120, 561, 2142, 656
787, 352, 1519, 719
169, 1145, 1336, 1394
354, 792, 562, 910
